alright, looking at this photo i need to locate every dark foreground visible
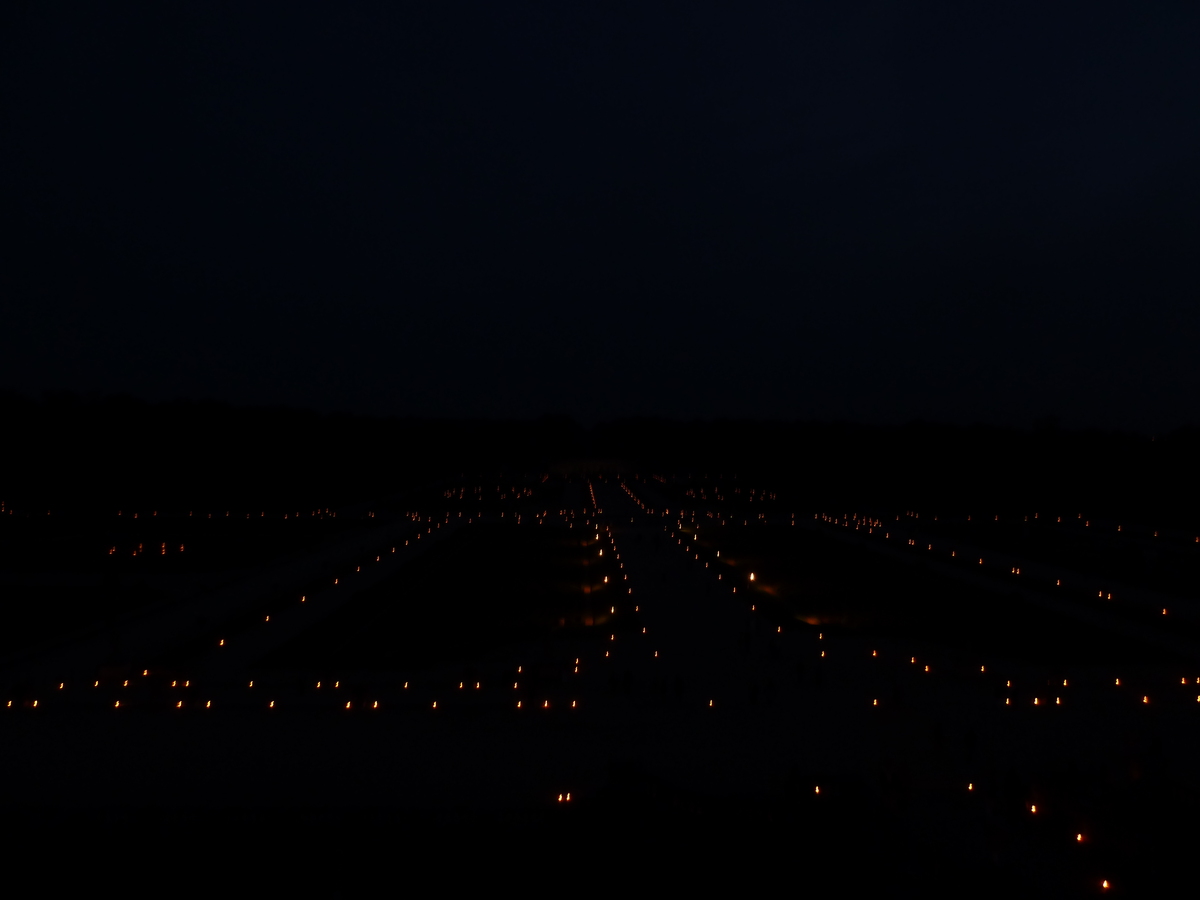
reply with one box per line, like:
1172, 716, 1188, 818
4, 472, 1198, 896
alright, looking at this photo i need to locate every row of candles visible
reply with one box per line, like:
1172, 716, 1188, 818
616, 477, 1162, 894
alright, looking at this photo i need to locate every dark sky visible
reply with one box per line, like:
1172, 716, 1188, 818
3, 2, 1198, 430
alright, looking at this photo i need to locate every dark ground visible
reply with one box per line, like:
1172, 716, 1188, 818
4, 421, 1200, 894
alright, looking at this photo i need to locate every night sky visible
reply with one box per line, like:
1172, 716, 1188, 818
3, 2, 1198, 430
